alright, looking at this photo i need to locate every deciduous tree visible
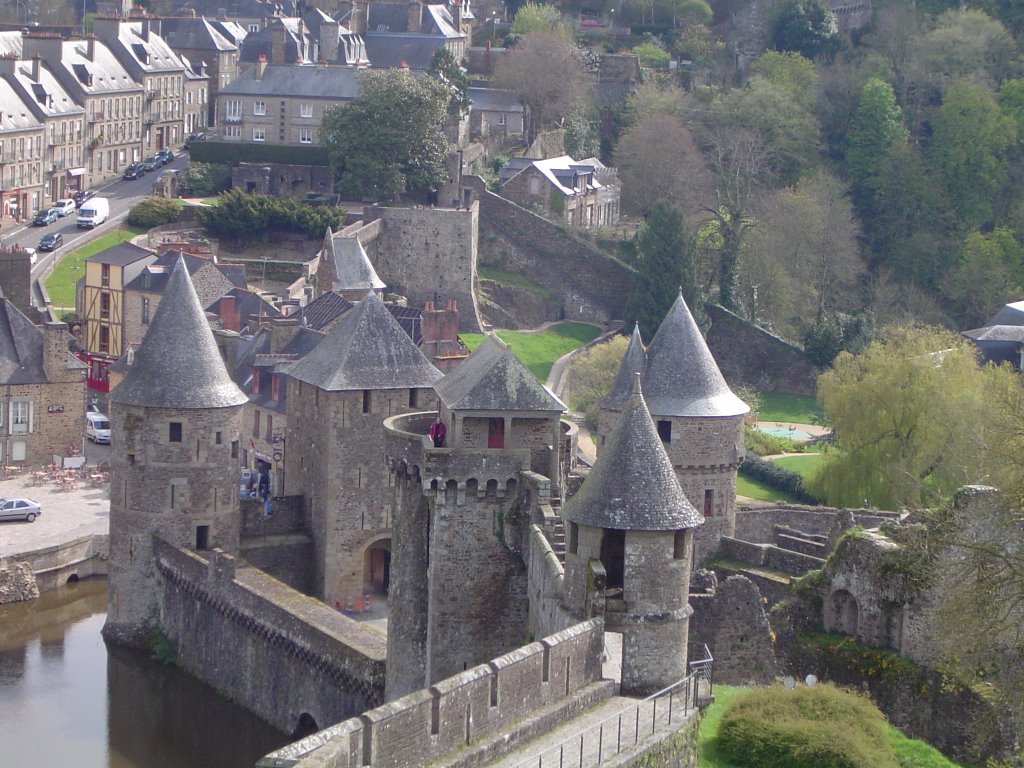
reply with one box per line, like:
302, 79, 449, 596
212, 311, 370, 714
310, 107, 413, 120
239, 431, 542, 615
494, 31, 583, 143
808, 325, 1000, 509
320, 69, 449, 200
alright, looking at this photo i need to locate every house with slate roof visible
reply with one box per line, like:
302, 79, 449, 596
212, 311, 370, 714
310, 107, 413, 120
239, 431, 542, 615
80, 242, 158, 393
0, 298, 85, 465
0, 54, 86, 204
21, 34, 145, 187
342, 0, 467, 69
217, 56, 360, 145
499, 154, 620, 230
467, 86, 524, 144
286, 292, 443, 607
92, 17, 189, 154
159, 16, 240, 126
239, 11, 369, 68
599, 292, 748, 566
963, 300, 1024, 370
0, 73, 45, 223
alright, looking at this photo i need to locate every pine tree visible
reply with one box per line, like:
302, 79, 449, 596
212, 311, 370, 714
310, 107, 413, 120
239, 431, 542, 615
626, 202, 700, 339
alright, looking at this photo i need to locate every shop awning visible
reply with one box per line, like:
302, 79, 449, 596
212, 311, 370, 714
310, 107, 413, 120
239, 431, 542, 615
67, 167, 86, 177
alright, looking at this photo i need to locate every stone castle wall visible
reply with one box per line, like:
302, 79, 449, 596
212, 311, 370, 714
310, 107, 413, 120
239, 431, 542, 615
260, 619, 605, 768
704, 304, 820, 394
468, 177, 634, 325
734, 505, 901, 544
154, 540, 387, 735
526, 523, 575, 641
358, 204, 483, 332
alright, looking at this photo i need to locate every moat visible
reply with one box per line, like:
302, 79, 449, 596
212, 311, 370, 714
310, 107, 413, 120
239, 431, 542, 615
0, 578, 289, 768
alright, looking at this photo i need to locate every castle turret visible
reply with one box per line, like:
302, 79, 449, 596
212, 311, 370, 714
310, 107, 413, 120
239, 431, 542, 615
564, 375, 703, 696
317, 228, 386, 302
601, 294, 747, 565
596, 322, 645, 450
103, 258, 248, 648
384, 334, 567, 699
285, 292, 442, 608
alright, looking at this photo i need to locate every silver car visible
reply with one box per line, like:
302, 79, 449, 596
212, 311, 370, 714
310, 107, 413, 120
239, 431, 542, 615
0, 497, 41, 522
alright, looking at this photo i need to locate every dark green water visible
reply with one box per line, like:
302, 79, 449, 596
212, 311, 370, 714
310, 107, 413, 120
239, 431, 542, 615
0, 578, 290, 768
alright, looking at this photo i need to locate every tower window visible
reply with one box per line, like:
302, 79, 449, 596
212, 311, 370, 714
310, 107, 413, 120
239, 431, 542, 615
704, 489, 714, 517
674, 530, 688, 560
657, 420, 672, 443
196, 525, 209, 550
568, 522, 578, 555
362, 389, 371, 413
169, 422, 182, 442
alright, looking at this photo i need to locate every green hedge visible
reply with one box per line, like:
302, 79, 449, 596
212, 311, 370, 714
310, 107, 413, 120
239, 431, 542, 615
740, 456, 819, 504
717, 684, 899, 768
189, 141, 330, 167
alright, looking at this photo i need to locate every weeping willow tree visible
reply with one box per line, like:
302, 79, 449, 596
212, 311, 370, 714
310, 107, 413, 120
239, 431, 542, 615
807, 325, 1015, 509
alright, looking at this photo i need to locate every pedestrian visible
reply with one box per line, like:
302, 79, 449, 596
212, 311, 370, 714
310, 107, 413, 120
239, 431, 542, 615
428, 414, 446, 448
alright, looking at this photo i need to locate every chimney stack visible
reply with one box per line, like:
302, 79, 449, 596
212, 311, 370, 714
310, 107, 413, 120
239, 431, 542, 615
87, 37, 96, 60
321, 20, 340, 63
255, 53, 267, 80
30, 55, 40, 83
219, 295, 239, 332
407, 0, 422, 32
271, 23, 286, 65
350, 1, 367, 34
42, 322, 69, 382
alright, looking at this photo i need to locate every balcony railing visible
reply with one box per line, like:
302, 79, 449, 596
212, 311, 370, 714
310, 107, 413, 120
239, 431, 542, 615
145, 90, 158, 101
223, 114, 242, 123
87, 112, 105, 122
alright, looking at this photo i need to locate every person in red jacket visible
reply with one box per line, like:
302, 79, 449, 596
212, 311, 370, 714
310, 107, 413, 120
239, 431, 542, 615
428, 414, 447, 448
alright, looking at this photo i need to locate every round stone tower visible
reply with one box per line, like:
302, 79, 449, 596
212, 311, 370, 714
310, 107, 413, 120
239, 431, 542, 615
102, 258, 249, 648
600, 294, 748, 565
564, 375, 704, 696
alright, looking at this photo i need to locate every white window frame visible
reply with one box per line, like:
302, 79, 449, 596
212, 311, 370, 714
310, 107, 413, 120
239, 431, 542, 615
224, 125, 240, 138
300, 102, 313, 118
10, 400, 32, 435
253, 100, 266, 116
225, 100, 240, 119
252, 127, 265, 142
298, 128, 313, 144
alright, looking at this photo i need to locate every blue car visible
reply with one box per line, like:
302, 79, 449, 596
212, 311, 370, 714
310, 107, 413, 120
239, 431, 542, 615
32, 208, 58, 226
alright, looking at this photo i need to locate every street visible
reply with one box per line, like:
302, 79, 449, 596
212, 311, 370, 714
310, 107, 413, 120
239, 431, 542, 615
0, 152, 190, 291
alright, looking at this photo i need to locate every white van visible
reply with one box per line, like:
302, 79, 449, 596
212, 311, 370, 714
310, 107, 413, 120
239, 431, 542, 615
85, 412, 111, 444
77, 197, 109, 228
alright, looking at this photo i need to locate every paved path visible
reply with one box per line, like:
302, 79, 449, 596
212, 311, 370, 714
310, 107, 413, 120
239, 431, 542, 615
0, 473, 109, 559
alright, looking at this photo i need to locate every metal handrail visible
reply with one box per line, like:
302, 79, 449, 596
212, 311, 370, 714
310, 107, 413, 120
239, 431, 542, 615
510, 659, 711, 768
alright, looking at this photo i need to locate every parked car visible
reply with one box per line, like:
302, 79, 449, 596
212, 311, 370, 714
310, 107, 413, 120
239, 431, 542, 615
156, 148, 174, 165
122, 164, 145, 180
184, 132, 205, 149
140, 156, 161, 172
38, 232, 63, 251
53, 198, 76, 217
85, 412, 111, 444
32, 208, 58, 226
73, 189, 96, 207
0, 497, 41, 523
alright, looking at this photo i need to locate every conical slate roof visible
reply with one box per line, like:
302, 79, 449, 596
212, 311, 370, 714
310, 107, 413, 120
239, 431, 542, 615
435, 333, 566, 412
110, 258, 248, 409
599, 322, 645, 410
322, 227, 385, 293
564, 375, 702, 531
287, 292, 442, 390
642, 293, 748, 418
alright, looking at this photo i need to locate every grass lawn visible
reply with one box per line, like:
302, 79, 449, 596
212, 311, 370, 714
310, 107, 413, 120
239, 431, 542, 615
736, 474, 801, 503
460, 322, 602, 381
771, 453, 823, 478
478, 265, 555, 300
756, 391, 821, 424
698, 685, 969, 768
45, 226, 145, 311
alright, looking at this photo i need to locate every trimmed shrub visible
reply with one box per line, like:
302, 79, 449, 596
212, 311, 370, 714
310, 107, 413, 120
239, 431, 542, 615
716, 684, 899, 768
197, 189, 346, 244
126, 197, 182, 228
740, 456, 819, 503
189, 141, 330, 166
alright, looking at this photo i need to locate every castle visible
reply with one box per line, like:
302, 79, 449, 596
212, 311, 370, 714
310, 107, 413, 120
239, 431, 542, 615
101, 255, 749, 761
